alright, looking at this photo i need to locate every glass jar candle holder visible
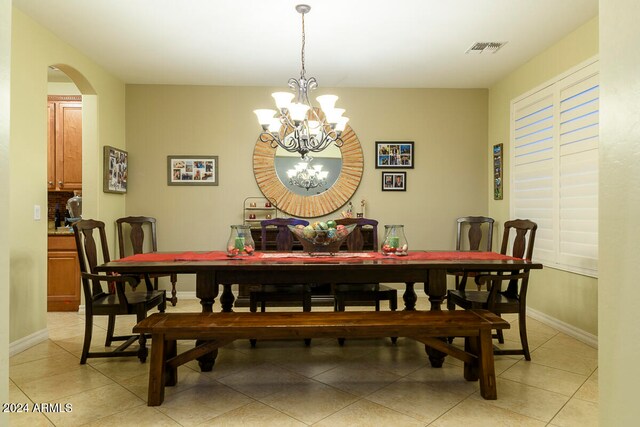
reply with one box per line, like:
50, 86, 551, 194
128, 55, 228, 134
381, 224, 408, 256
226, 225, 255, 256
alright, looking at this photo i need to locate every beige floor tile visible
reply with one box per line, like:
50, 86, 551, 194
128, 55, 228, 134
9, 352, 82, 385
156, 382, 252, 427
184, 347, 266, 380
200, 401, 306, 426
539, 333, 598, 359
46, 323, 89, 341
346, 341, 430, 377
472, 378, 569, 422
118, 365, 213, 401
315, 398, 424, 427
90, 356, 154, 382
366, 377, 466, 423
312, 360, 402, 396
402, 362, 480, 397
43, 383, 145, 427
8, 411, 55, 427
9, 340, 70, 367
18, 364, 115, 402
529, 346, 598, 376
500, 360, 588, 396
550, 398, 599, 427
431, 398, 547, 426
574, 370, 598, 403
46, 312, 85, 329
82, 405, 181, 426
216, 363, 310, 399
259, 381, 358, 425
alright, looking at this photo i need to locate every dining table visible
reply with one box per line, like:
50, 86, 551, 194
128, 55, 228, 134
96, 250, 542, 368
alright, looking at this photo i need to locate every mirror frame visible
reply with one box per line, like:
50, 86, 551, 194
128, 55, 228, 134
253, 125, 363, 218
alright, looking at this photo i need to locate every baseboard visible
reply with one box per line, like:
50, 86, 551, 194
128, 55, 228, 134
527, 306, 598, 348
78, 305, 85, 315
9, 328, 49, 357
176, 291, 197, 300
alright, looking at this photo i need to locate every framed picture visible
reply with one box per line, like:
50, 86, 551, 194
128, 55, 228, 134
103, 145, 128, 194
375, 141, 414, 168
167, 155, 218, 186
493, 143, 503, 200
382, 171, 406, 191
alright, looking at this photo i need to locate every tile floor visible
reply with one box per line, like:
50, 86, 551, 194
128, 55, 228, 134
9, 298, 598, 426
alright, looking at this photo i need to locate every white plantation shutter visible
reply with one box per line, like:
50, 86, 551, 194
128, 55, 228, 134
510, 59, 598, 276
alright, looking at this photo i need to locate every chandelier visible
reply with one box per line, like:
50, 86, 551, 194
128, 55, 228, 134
287, 161, 329, 191
254, 4, 349, 161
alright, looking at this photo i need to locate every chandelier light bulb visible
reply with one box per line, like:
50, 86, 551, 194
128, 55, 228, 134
335, 116, 349, 133
254, 109, 277, 127
307, 120, 322, 136
272, 92, 294, 110
316, 94, 339, 112
267, 119, 281, 133
288, 103, 310, 122
324, 108, 345, 124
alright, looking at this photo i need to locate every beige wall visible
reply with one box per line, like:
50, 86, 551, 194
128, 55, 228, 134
10, 9, 126, 343
1, 0, 10, 418
599, 0, 640, 423
126, 85, 488, 290
487, 17, 599, 336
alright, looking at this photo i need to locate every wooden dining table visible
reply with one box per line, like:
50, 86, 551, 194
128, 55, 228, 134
96, 250, 542, 368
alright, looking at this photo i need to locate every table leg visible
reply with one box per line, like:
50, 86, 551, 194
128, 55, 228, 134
402, 282, 417, 310
220, 284, 235, 312
425, 268, 447, 367
195, 272, 218, 370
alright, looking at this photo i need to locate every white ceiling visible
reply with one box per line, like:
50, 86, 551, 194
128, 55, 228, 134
16, 0, 598, 88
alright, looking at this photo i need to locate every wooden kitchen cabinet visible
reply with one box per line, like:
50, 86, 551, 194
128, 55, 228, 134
48, 96, 82, 191
47, 235, 81, 311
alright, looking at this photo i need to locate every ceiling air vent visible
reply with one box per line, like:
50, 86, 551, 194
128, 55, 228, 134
465, 42, 507, 54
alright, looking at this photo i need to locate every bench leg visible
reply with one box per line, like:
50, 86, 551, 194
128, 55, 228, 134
463, 336, 479, 381
477, 329, 498, 400
147, 333, 166, 406
165, 339, 177, 387
196, 339, 218, 372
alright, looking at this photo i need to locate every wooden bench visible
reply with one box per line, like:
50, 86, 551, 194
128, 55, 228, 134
133, 309, 509, 406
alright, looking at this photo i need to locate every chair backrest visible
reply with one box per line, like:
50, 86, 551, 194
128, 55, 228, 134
500, 219, 537, 260
335, 218, 378, 252
73, 219, 112, 300
260, 218, 309, 251
456, 216, 494, 251
116, 216, 158, 258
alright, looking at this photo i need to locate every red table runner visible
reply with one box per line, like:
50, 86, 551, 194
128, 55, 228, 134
115, 251, 520, 263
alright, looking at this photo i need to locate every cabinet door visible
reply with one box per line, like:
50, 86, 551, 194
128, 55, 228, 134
47, 250, 81, 311
55, 102, 82, 190
47, 101, 56, 190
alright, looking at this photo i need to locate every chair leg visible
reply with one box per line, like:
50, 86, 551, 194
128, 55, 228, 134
170, 273, 178, 306
153, 276, 159, 291
105, 314, 115, 347
496, 329, 505, 344
136, 310, 148, 363
519, 311, 531, 361
159, 293, 167, 313
81, 313, 94, 364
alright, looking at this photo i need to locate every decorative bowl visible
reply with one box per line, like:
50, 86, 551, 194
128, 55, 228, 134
288, 224, 357, 254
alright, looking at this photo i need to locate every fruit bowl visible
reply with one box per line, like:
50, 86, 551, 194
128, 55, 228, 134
288, 223, 357, 254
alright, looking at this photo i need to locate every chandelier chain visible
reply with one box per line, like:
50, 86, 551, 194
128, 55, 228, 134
300, 12, 306, 78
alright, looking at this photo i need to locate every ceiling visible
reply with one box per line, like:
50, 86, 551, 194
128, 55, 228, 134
17, 0, 598, 88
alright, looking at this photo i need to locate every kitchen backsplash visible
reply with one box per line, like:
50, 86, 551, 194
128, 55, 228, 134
47, 191, 75, 221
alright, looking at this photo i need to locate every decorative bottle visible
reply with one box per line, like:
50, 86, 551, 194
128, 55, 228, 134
226, 225, 255, 256
381, 224, 408, 256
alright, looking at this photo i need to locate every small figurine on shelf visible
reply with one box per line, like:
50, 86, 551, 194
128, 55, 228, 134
266, 214, 272, 219
357, 199, 366, 218
265, 201, 272, 208
249, 214, 256, 220
249, 202, 256, 208
341, 201, 354, 218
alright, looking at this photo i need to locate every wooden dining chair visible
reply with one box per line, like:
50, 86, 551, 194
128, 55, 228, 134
116, 216, 179, 306
73, 219, 166, 364
448, 216, 495, 290
249, 218, 312, 312
333, 218, 398, 345
447, 219, 537, 360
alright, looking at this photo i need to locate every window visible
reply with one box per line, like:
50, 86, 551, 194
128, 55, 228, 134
510, 58, 598, 277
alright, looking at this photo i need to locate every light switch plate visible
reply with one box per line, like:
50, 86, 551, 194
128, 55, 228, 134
34, 204, 41, 220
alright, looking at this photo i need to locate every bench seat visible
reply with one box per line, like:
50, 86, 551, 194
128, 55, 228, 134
134, 309, 509, 406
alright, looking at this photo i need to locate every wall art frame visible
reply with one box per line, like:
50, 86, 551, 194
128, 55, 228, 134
381, 171, 406, 191
375, 141, 414, 168
167, 155, 218, 186
493, 143, 503, 200
103, 145, 128, 194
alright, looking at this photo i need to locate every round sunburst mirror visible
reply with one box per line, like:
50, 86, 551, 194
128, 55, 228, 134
253, 125, 364, 218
